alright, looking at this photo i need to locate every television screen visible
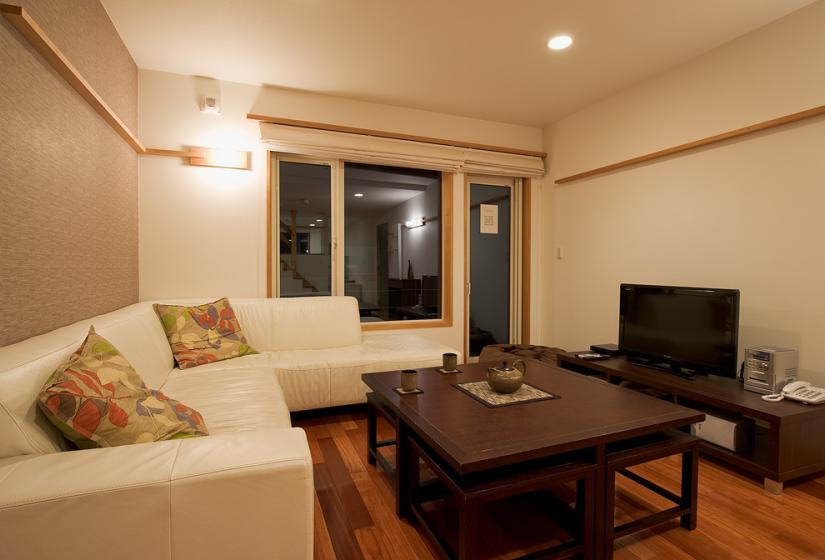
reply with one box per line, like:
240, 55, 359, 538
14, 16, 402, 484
619, 284, 740, 377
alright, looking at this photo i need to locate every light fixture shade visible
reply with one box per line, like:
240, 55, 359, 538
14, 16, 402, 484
405, 217, 426, 229
548, 35, 573, 50
189, 147, 250, 170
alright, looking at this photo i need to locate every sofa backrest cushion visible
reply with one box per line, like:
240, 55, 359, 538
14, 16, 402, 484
0, 303, 175, 458
231, 296, 361, 351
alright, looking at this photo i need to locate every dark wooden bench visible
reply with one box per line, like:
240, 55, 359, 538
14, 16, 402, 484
604, 430, 700, 557
404, 430, 598, 560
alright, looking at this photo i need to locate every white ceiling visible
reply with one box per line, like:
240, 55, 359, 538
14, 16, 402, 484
102, 0, 813, 127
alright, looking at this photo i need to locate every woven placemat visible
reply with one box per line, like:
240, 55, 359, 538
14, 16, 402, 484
453, 381, 559, 408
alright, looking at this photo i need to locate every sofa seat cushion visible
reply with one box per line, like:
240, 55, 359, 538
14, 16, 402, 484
171, 352, 273, 375
273, 347, 373, 411
160, 367, 291, 433
271, 335, 460, 410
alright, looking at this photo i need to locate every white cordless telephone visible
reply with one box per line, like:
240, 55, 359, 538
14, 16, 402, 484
762, 381, 825, 404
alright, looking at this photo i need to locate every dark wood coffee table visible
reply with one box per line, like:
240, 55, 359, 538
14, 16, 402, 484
362, 361, 705, 560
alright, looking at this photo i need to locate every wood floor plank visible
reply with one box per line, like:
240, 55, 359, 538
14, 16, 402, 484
341, 414, 360, 431
313, 494, 338, 560
317, 437, 374, 530
314, 462, 365, 560
354, 526, 388, 560
294, 409, 825, 560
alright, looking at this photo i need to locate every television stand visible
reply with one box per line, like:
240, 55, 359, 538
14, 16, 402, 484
627, 357, 695, 380
557, 351, 825, 493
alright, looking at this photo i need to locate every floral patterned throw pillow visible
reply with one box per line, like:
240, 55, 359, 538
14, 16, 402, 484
38, 327, 208, 449
154, 297, 258, 370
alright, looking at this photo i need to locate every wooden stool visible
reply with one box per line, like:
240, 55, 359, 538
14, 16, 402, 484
604, 430, 700, 557
366, 392, 399, 483
404, 431, 597, 560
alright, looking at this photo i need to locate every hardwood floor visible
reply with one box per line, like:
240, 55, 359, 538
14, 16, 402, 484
294, 408, 825, 560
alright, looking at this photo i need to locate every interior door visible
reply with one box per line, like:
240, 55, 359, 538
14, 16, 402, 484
466, 178, 518, 358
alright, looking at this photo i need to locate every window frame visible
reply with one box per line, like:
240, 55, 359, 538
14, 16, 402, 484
267, 151, 453, 330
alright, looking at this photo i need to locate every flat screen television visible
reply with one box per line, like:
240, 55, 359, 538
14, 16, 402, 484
619, 284, 740, 378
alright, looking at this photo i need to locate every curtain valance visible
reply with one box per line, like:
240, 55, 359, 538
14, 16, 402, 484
259, 123, 545, 177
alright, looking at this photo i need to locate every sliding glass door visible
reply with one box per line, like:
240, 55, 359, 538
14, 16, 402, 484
269, 153, 451, 328
273, 157, 333, 297
344, 163, 443, 323
466, 177, 521, 357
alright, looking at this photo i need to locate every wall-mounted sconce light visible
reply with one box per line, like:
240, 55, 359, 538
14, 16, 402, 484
404, 217, 426, 229
189, 147, 250, 170
146, 147, 251, 170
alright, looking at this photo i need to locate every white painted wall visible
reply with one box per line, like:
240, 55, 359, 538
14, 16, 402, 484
138, 69, 543, 353
541, 1, 825, 384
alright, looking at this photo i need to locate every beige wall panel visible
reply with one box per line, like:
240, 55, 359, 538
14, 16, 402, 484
542, 1, 825, 385
0, 0, 138, 346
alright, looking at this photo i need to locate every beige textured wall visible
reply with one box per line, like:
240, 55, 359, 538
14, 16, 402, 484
542, 2, 825, 384
0, 0, 138, 346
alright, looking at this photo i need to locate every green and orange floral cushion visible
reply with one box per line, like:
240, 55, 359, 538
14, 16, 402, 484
38, 326, 208, 449
153, 297, 258, 370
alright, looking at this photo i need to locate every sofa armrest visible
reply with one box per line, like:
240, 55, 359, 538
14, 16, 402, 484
0, 428, 313, 560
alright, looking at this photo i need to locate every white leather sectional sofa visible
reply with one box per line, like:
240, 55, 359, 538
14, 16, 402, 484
0, 296, 459, 560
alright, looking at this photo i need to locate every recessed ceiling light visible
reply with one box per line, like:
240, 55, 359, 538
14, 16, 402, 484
315, 218, 323, 222
548, 35, 573, 50
354, 193, 364, 197
310, 223, 316, 227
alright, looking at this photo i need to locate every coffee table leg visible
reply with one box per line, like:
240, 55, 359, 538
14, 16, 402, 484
578, 471, 595, 560
680, 445, 699, 530
396, 421, 418, 519
594, 445, 607, 560
458, 496, 478, 560
603, 462, 617, 560
367, 400, 377, 466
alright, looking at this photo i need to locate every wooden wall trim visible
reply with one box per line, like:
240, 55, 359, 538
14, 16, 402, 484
248, 113, 547, 159
555, 103, 825, 184
1, 3, 209, 161
521, 179, 532, 344
1, 3, 145, 153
